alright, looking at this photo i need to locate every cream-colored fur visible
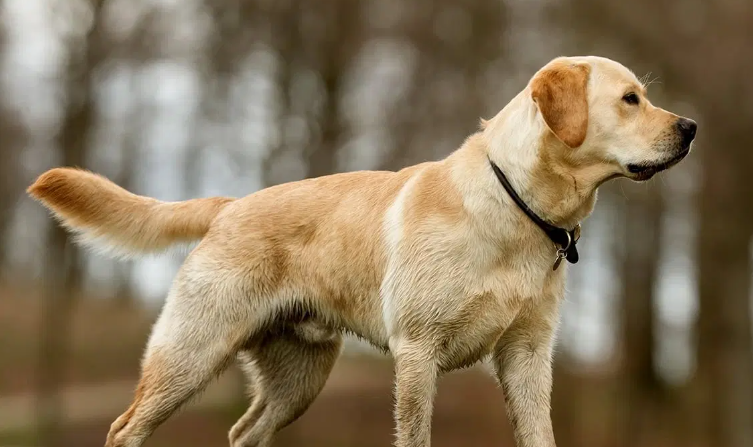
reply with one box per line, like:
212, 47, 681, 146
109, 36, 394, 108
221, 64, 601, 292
28, 56, 696, 447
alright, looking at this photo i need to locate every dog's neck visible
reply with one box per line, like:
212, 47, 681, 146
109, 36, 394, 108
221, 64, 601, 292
476, 90, 599, 229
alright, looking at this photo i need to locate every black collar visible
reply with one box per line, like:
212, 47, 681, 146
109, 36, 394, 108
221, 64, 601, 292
488, 157, 580, 270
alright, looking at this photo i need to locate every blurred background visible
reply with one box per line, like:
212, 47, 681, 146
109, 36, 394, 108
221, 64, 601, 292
0, 0, 750, 446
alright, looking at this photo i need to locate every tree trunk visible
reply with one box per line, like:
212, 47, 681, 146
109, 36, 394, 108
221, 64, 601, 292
0, 109, 26, 272
303, 0, 361, 179
36, 2, 105, 444
37, 105, 90, 446
262, 1, 301, 187
696, 124, 753, 447
113, 140, 135, 306
619, 182, 665, 447
305, 70, 341, 179
36, 230, 82, 447
0, 19, 26, 273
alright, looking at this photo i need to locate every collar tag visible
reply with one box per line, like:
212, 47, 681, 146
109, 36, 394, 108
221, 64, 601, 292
553, 248, 567, 271
553, 228, 573, 271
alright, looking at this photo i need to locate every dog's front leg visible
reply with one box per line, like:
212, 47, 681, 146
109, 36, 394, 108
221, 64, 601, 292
492, 299, 560, 447
392, 343, 438, 447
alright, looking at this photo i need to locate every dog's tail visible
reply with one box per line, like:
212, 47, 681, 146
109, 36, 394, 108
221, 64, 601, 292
28, 167, 235, 258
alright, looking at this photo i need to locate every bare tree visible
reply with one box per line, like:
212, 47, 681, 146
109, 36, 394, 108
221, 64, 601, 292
264, 0, 365, 182
696, 121, 753, 447
0, 108, 26, 270
261, 1, 302, 186
619, 182, 665, 446
0, 14, 27, 272
36, 2, 108, 444
379, 0, 507, 171
112, 143, 135, 305
300, 1, 363, 178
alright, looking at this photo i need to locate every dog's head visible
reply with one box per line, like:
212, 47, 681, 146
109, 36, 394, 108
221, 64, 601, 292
528, 56, 696, 183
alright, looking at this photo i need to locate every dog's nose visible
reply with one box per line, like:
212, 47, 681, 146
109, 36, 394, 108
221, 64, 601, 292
676, 118, 697, 148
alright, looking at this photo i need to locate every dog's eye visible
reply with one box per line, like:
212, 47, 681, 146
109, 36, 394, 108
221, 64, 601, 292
622, 92, 640, 105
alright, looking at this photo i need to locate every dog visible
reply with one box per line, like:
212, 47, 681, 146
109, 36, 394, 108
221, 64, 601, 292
28, 55, 696, 447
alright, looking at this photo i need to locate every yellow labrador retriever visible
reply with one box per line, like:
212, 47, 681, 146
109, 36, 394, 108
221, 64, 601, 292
28, 55, 696, 447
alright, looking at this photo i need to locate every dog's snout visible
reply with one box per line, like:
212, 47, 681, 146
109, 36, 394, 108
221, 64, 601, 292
676, 118, 697, 148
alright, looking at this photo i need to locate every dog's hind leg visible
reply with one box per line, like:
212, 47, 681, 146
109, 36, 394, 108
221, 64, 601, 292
228, 322, 342, 447
104, 264, 261, 447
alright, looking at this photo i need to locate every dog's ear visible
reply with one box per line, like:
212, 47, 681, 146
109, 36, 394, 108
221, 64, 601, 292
531, 61, 590, 148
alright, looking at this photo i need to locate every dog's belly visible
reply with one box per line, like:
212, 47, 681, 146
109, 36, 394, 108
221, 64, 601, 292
285, 289, 391, 352
327, 293, 392, 352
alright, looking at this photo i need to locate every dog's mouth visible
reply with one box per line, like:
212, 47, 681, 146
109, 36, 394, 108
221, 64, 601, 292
626, 147, 691, 181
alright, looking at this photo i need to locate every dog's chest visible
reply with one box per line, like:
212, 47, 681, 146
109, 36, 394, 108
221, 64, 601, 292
440, 277, 549, 357
380, 195, 566, 364
430, 250, 564, 370
431, 290, 515, 371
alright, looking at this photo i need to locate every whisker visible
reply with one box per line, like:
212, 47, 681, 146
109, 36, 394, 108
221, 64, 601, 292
640, 72, 662, 89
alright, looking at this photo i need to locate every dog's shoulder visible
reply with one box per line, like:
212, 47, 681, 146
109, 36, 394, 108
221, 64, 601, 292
400, 161, 466, 231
